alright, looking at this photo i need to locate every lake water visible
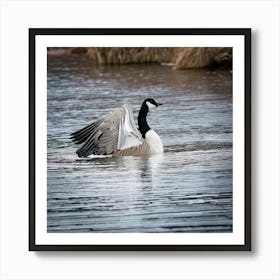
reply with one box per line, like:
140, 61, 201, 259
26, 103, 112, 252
47, 53, 232, 233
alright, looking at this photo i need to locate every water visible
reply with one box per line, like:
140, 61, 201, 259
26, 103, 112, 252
47, 53, 232, 233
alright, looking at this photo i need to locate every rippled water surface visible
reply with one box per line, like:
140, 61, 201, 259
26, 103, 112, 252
47, 54, 232, 233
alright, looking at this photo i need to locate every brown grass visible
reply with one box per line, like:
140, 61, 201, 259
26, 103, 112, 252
174, 47, 232, 69
86, 47, 175, 64
48, 47, 232, 69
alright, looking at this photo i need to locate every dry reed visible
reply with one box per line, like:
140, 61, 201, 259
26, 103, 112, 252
48, 47, 232, 69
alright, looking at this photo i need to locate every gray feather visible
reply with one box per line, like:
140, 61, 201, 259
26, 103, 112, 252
71, 104, 143, 157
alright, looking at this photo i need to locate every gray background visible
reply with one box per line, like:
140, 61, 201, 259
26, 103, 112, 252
0, 0, 279, 279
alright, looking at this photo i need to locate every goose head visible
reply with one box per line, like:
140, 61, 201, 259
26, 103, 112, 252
143, 98, 162, 111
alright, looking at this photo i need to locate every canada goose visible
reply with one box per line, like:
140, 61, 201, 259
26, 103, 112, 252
70, 98, 163, 157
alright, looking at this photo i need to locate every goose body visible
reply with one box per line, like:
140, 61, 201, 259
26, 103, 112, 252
70, 98, 163, 157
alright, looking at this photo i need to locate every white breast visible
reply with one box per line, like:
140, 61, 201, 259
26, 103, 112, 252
145, 130, 163, 154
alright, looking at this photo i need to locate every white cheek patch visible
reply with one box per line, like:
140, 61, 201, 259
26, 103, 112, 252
146, 101, 156, 110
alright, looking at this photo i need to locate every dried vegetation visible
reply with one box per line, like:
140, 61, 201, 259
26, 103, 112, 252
48, 47, 232, 69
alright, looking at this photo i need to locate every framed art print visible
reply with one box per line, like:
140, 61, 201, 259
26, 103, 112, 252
29, 28, 251, 251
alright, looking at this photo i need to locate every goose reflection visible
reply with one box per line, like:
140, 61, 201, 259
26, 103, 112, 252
139, 154, 164, 185
114, 153, 164, 189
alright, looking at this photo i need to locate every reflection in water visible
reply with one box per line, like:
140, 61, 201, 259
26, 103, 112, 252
128, 154, 164, 185
47, 54, 232, 233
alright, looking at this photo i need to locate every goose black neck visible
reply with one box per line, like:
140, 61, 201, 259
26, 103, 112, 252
138, 103, 150, 138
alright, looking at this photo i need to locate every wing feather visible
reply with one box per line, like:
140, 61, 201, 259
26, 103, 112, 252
70, 104, 143, 157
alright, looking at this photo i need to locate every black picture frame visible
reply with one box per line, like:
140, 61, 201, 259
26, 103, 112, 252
29, 28, 251, 251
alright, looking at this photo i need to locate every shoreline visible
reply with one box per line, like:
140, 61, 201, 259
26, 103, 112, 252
47, 47, 232, 70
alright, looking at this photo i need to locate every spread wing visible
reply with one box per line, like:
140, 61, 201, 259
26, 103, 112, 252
70, 104, 143, 157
